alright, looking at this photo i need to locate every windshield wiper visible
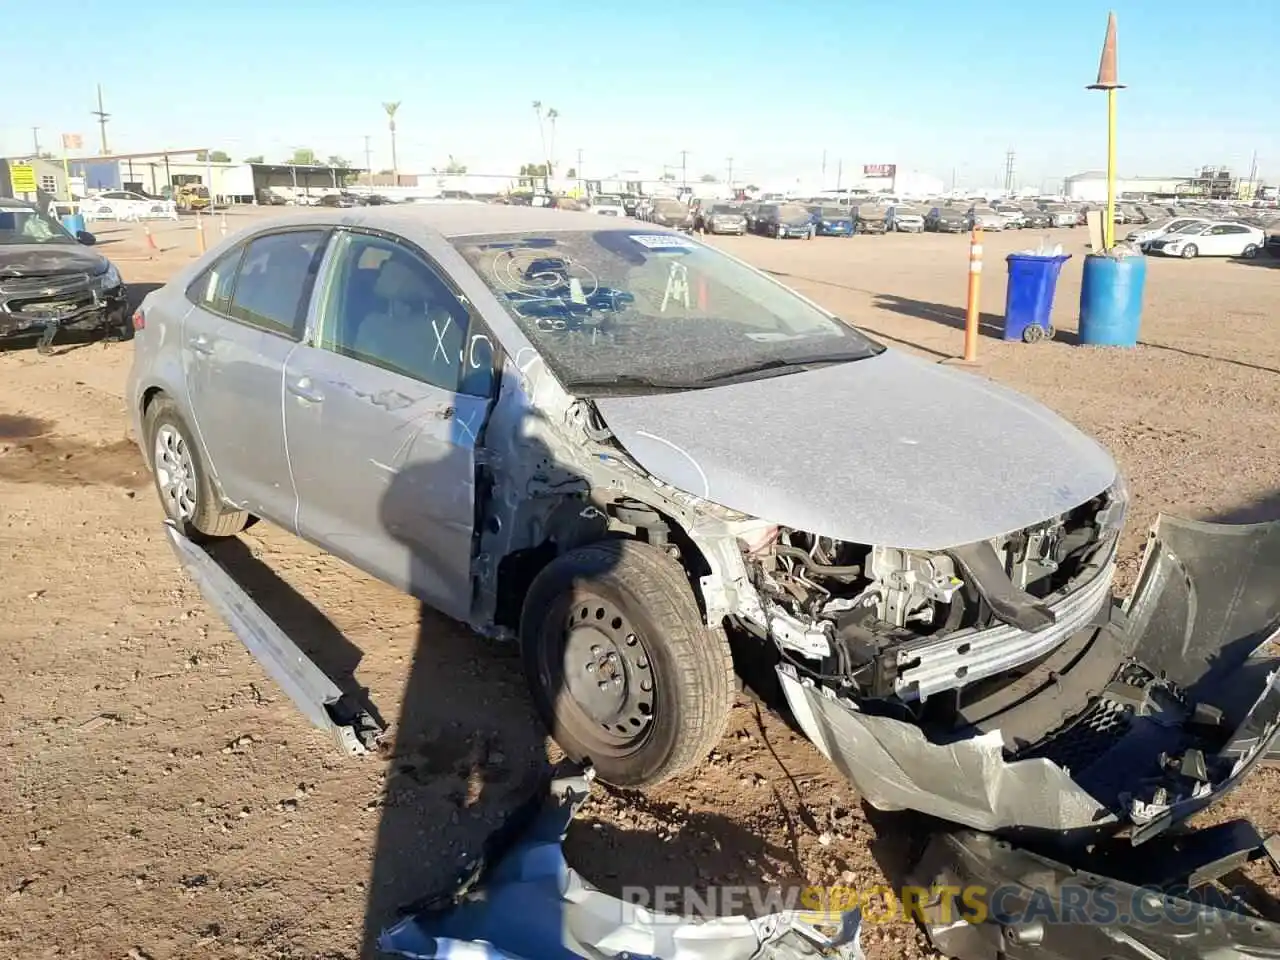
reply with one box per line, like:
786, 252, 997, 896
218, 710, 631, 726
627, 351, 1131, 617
694, 351, 872, 385
567, 373, 699, 394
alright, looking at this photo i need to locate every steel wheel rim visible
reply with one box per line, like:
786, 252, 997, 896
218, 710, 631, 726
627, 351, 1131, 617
153, 424, 197, 521
550, 593, 656, 750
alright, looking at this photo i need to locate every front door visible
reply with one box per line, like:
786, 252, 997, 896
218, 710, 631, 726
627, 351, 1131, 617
181, 228, 329, 524
283, 229, 496, 621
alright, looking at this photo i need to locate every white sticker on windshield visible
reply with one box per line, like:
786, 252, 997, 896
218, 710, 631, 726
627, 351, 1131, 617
629, 234, 696, 250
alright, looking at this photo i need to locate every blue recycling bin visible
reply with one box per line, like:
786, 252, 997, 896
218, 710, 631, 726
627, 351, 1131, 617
61, 213, 87, 236
1079, 254, 1147, 347
1003, 253, 1072, 342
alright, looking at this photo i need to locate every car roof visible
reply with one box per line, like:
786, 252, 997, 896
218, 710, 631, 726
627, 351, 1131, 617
0, 198, 37, 210
225, 203, 636, 240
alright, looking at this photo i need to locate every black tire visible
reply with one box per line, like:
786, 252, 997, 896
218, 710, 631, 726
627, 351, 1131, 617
1181, 243, 1198, 259
1242, 243, 1259, 259
143, 395, 249, 541
1022, 324, 1046, 344
520, 539, 735, 787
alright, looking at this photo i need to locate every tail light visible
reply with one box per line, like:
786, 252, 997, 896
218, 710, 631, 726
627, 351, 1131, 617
131, 307, 146, 331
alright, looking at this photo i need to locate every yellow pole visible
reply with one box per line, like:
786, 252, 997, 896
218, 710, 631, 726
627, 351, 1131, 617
62, 153, 72, 203
1105, 88, 1117, 249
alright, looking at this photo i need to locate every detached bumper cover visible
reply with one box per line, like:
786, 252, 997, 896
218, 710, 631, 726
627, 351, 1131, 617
380, 772, 865, 960
911, 824, 1280, 960
780, 515, 1280, 837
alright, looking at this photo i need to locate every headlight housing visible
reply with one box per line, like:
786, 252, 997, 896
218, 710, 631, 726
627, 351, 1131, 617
96, 262, 122, 289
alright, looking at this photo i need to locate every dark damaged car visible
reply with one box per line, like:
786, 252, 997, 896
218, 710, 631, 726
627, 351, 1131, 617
0, 198, 129, 352
128, 208, 1280, 911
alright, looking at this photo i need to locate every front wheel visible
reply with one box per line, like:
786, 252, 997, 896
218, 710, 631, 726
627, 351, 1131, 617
1181, 243, 1198, 259
520, 539, 735, 788
144, 395, 248, 541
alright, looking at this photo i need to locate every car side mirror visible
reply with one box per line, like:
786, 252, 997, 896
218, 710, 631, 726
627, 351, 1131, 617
76, 230, 97, 245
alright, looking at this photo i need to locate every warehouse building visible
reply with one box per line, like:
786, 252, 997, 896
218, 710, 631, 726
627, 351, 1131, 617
1, 156, 71, 201
1063, 169, 1241, 202
66, 152, 362, 204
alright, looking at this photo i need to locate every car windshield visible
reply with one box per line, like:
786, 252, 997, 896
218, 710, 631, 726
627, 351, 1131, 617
973, 207, 997, 216
894, 206, 922, 215
710, 205, 738, 215
778, 203, 812, 221
822, 207, 848, 217
452, 229, 883, 393
653, 200, 686, 215
0, 205, 74, 245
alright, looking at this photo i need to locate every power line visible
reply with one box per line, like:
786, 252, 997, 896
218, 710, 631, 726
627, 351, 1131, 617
1003, 148, 1016, 195
92, 84, 111, 155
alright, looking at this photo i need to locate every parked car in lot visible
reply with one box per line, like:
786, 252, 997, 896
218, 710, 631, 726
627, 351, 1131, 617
81, 190, 178, 221
589, 195, 626, 217
884, 204, 925, 233
127, 204, 1129, 793
1018, 206, 1052, 229
129, 204, 1280, 854
1146, 220, 1265, 259
1118, 203, 1148, 224
924, 206, 968, 233
966, 205, 1006, 231
648, 198, 694, 231
1038, 202, 1080, 227
806, 205, 854, 236
992, 204, 1026, 229
317, 193, 357, 208
854, 204, 887, 235
756, 203, 816, 239
1127, 216, 1208, 245
698, 203, 747, 235
0, 197, 128, 352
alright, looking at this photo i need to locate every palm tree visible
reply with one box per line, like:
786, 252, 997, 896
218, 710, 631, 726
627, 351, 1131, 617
383, 101, 401, 184
546, 108, 559, 175
531, 101, 548, 178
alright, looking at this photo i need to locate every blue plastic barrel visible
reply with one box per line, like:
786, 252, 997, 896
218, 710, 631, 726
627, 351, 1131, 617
1079, 254, 1147, 347
1003, 253, 1071, 342
61, 213, 87, 236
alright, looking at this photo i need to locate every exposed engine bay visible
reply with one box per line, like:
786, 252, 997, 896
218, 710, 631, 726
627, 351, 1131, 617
734, 480, 1127, 705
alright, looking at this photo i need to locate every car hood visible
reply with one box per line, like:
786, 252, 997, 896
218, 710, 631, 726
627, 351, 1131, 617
0, 243, 107, 279
594, 350, 1117, 549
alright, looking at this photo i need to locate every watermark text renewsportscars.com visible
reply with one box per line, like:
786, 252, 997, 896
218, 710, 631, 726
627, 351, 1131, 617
618, 884, 1261, 928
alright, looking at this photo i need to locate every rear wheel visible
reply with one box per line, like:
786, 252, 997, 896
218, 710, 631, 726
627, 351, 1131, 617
520, 539, 735, 787
1242, 243, 1259, 259
144, 395, 248, 541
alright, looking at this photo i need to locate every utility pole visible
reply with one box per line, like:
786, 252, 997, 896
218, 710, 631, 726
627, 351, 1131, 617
363, 135, 373, 191
576, 147, 583, 181
1247, 150, 1259, 199
1003, 148, 1016, 195
383, 101, 400, 185
92, 84, 111, 155
679, 149, 688, 188
31, 127, 41, 155
821, 148, 827, 186
836, 158, 843, 191
726, 156, 734, 191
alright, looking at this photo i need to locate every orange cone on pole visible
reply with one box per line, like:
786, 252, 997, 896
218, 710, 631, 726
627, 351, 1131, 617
143, 222, 158, 252
195, 213, 206, 254
1087, 12, 1125, 249
1087, 12, 1125, 91
963, 227, 984, 362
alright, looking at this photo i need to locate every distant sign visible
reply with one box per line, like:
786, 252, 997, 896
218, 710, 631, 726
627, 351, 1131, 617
61, 133, 83, 150
9, 163, 38, 194
863, 164, 897, 178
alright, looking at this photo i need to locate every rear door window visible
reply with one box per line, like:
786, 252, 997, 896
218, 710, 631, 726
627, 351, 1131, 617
227, 230, 329, 338
186, 244, 245, 315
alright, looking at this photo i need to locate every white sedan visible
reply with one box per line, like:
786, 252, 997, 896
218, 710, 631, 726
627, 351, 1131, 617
1145, 221, 1265, 259
81, 190, 178, 221
589, 195, 626, 217
1128, 216, 1208, 245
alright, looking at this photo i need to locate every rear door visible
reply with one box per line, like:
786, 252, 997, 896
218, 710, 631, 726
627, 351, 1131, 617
281, 228, 498, 620
181, 227, 330, 525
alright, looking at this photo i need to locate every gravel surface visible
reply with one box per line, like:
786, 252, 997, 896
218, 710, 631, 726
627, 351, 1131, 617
2, 213, 1278, 960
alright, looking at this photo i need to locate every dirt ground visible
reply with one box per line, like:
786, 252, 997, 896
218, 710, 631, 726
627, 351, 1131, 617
2, 211, 1279, 960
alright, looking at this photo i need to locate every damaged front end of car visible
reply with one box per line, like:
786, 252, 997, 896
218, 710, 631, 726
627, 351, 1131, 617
777, 513, 1280, 840
0, 266, 129, 353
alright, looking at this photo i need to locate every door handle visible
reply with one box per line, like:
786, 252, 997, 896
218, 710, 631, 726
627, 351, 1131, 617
287, 377, 324, 403
189, 335, 213, 355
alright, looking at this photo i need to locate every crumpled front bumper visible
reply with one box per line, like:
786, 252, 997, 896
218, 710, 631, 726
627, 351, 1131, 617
780, 515, 1280, 840
0, 281, 128, 348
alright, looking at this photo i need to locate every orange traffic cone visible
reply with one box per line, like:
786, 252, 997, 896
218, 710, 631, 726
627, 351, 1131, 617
144, 223, 158, 251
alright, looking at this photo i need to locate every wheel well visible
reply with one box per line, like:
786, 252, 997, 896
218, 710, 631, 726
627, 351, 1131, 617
141, 386, 166, 417
491, 499, 714, 631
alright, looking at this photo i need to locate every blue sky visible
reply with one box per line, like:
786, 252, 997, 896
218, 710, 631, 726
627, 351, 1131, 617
5, 0, 1276, 188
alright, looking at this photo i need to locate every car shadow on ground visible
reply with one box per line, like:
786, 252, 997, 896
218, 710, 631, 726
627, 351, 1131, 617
1229, 255, 1280, 269
870, 293, 1083, 347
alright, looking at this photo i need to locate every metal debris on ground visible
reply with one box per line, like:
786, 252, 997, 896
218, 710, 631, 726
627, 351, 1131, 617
379, 770, 865, 960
